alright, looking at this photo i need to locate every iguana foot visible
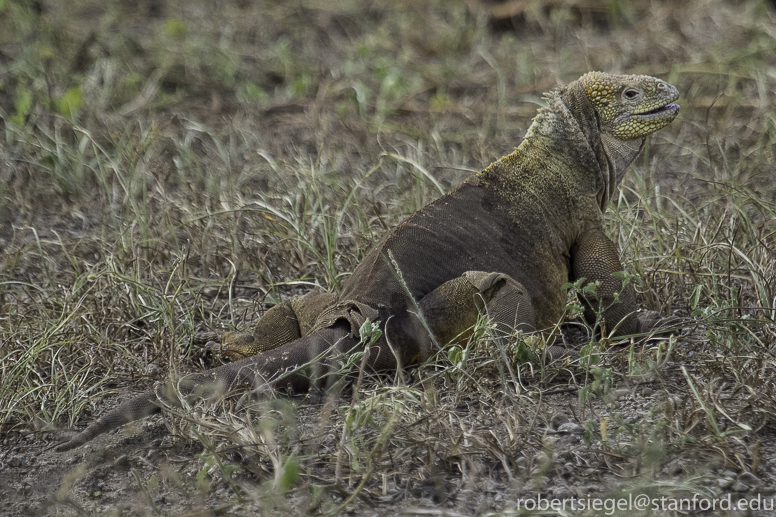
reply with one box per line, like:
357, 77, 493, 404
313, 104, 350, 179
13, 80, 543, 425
193, 331, 219, 343
635, 310, 687, 339
544, 342, 579, 362
205, 332, 257, 361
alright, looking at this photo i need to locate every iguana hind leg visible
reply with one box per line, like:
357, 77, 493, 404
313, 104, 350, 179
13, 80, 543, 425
217, 289, 338, 360
415, 271, 587, 362
223, 272, 541, 382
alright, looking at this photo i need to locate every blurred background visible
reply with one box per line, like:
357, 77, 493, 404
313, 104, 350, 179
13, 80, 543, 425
1, 1, 773, 284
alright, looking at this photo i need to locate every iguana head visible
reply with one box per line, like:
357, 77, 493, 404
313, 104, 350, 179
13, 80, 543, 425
559, 72, 680, 210
503, 72, 680, 211
580, 71, 680, 141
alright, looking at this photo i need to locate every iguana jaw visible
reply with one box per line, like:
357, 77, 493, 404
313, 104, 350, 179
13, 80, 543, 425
607, 97, 679, 141
634, 102, 680, 120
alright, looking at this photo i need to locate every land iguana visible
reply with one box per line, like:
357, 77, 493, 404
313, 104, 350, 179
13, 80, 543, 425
55, 72, 680, 452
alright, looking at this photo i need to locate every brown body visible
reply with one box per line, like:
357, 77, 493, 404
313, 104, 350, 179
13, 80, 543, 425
55, 72, 680, 452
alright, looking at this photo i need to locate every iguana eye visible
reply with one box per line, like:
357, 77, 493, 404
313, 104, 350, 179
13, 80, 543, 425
622, 88, 642, 101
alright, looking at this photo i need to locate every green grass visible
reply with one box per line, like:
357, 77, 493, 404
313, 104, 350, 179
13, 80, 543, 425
1, 0, 775, 514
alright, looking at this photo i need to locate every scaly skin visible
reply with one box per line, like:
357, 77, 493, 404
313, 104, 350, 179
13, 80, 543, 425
56, 72, 679, 452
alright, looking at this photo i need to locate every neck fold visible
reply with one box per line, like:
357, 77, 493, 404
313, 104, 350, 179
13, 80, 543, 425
558, 82, 643, 212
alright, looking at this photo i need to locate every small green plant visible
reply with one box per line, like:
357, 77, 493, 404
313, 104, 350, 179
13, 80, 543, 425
57, 87, 82, 121
578, 365, 615, 408
132, 470, 162, 515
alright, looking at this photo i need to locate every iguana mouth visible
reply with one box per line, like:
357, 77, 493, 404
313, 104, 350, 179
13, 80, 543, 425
636, 103, 680, 118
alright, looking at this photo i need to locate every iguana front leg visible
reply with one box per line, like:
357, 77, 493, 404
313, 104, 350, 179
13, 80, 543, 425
571, 229, 655, 337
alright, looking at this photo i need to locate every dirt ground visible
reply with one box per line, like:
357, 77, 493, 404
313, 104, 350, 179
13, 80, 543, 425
5, 350, 776, 516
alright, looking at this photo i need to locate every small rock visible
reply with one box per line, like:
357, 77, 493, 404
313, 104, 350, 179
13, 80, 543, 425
554, 487, 573, 499
8, 456, 22, 468
668, 464, 684, 476
738, 472, 760, 485
112, 455, 129, 468
722, 470, 738, 478
528, 476, 549, 490
731, 481, 749, 492
718, 478, 734, 489
551, 413, 569, 429
536, 452, 551, 464
640, 387, 654, 397
580, 484, 602, 496
557, 422, 583, 434
614, 388, 630, 400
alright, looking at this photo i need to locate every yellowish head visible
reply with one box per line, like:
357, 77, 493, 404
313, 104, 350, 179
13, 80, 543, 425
581, 72, 680, 141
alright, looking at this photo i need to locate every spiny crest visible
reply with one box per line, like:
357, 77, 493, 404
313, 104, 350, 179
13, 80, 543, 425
516, 93, 570, 151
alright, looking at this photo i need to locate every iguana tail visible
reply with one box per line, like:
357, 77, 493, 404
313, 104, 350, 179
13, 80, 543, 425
55, 325, 356, 452
55, 390, 161, 452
